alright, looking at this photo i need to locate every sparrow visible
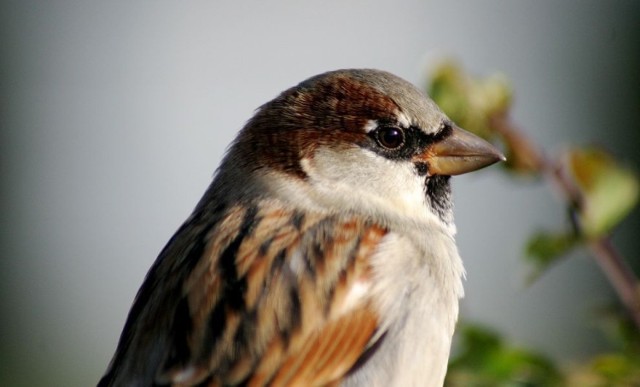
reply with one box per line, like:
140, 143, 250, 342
98, 69, 504, 387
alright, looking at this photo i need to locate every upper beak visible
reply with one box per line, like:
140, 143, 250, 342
415, 125, 506, 176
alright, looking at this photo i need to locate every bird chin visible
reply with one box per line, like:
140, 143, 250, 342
423, 175, 453, 226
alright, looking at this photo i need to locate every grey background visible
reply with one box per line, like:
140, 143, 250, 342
2, 1, 639, 386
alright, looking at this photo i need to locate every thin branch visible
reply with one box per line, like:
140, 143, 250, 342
589, 238, 640, 328
491, 114, 640, 330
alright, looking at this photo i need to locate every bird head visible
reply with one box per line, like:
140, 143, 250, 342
217, 69, 505, 230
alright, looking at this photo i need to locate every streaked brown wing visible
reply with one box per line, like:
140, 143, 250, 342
100, 199, 387, 386
266, 305, 378, 387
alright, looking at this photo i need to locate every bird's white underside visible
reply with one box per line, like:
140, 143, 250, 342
344, 231, 464, 387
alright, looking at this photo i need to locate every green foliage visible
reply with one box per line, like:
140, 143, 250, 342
565, 351, 640, 386
525, 231, 579, 281
429, 60, 512, 140
523, 148, 639, 279
445, 324, 563, 386
429, 60, 640, 386
564, 307, 640, 386
446, 319, 640, 387
567, 147, 639, 239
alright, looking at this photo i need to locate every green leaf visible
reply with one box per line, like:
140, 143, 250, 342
446, 324, 562, 386
565, 352, 640, 386
428, 60, 512, 139
525, 231, 579, 281
567, 148, 640, 238
594, 304, 640, 354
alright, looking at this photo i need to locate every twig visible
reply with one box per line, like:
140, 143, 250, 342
589, 238, 640, 328
491, 114, 640, 330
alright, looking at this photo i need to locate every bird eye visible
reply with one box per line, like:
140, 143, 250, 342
376, 127, 405, 150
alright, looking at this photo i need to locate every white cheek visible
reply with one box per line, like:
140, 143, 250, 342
300, 146, 429, 224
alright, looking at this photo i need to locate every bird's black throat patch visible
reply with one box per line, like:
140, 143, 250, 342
424, 175, 452, 224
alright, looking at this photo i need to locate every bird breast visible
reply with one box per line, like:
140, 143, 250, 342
343, 227, 464, 387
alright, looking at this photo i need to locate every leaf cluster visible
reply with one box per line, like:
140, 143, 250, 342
429, 61, 640, 385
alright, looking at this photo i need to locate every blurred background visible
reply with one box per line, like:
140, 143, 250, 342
1, 1, 639, 385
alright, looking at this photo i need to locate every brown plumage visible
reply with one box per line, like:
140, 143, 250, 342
101, 199, 386, 386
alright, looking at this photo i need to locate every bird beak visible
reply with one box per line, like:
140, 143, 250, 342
415, 125, 506, 176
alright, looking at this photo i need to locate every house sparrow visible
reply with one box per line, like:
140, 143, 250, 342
98, 69, 504, 387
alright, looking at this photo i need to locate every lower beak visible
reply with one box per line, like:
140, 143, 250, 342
415, 125, 506, 176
